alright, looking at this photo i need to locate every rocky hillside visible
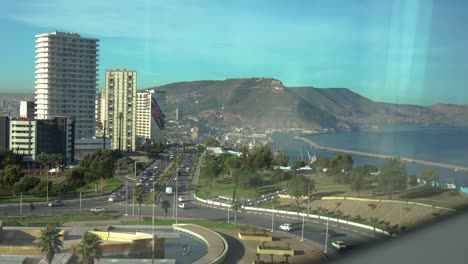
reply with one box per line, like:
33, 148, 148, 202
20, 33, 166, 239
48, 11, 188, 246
146, 78, 468, 131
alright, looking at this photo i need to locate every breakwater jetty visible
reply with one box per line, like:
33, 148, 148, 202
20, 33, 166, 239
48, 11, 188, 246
295, 136, 468, 171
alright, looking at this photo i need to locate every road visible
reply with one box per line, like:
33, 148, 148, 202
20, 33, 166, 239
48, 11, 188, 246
1, 147, 380, 254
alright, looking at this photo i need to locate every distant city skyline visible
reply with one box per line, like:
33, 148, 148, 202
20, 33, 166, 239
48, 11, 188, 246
1, 0, 468, 106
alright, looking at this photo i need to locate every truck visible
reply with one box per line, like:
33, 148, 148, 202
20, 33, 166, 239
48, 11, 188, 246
165, 186, 173, 195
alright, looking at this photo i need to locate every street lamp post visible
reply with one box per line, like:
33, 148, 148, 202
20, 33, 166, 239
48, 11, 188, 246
324, 217, 330, 254
134, 160, 137, 179
175, 168, 178, 224
307, 183, 310, 219
46, 173, 49, 203
227, 199, 230, 224
152, 173, 155, 264
20, 193, 23, 216
300, 211, 305, 241
125, 181, 128, 216
133, 195, 135, 216
79, 192, 82, 212
271, 200, 275, 232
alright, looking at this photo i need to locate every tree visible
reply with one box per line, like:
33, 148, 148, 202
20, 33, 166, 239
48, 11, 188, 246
224, 155, 241, 176
350, 166, 371, 197
161, 200, 171, 220
133, 185, 145, 222
65, 167, 86, 189
13, 175, 41, 194
36, 152, 52, 172
283, 253, 291, 264
37, 226, 63, 264
80, 149, 116, 192
290, 174, 308, 201
378, 158, 408, 199
205, 137, 219, 147
271, 168, 283, 188
0, 164, 24, 196
0, 148, 22, 167
291, 160, 306, 171
231, 200, 241, 228
408, 174, 418, 187
273, 151, 289, 166
419, 169, 438, 187
313, 156, 329, 171
77, 232, 102, 264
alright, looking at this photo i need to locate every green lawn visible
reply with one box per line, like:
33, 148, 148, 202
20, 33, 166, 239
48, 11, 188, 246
0, 214, 118, 227
124, 219, 246, 230
314, 176, 349, 192
0, 177, 123, 203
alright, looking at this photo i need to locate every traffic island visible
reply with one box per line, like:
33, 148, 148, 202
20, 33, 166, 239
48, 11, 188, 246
238, 232, 273, 242
256, 245, 294, 256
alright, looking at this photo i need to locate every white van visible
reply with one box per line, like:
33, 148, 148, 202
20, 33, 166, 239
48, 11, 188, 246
166, 187, 173, 195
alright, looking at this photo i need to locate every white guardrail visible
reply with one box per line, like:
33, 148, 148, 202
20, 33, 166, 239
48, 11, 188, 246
194, 196, 391, 236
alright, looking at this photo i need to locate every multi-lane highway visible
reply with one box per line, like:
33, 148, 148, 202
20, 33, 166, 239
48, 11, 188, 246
0, 147, 381, 254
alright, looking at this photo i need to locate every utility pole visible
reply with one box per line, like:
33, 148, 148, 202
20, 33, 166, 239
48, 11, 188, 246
301, 211, 305, 241
271, 200, 275, 232
125, 181, 128, 216
80, 192, 82, 212
324, 218, 329, 253
20, 193, 23, 216
152, 173, 155, 264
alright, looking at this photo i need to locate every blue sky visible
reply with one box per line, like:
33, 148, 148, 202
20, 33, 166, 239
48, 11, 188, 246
1, 0, 468, 106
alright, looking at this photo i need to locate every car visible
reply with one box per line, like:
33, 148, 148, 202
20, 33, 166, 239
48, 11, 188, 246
108, 196, 119, 202
178, 203, 187, 209
332, 241, 347, 250
178, 196, 188, 202
279, 223, 293, 231
91, 207, 106, 213
48, 200, 64, 207
320, 229, 337, 237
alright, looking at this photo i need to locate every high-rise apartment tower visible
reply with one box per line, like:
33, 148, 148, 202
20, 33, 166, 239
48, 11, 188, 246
104, 69, 137, 151
35, 32, 99, 139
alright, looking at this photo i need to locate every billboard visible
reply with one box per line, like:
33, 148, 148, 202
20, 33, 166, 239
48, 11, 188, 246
151, 91, 166, 142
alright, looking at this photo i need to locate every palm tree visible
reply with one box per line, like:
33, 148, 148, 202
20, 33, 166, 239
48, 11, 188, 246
36, 226, 63, 264
133, 184, 145, 222
77, 232, 102, 264
161, 199, 171, 220
231, 200, 241, 228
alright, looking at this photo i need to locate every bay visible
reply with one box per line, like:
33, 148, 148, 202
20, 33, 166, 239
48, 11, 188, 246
271, 125, 468, 186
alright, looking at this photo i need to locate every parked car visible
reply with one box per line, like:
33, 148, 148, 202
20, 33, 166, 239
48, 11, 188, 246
279, 223, 293, 231
320, 229, 337, 237
332, 241, 347, 250
91, 207, 106, 213
178, 196, 188, 202
178, 203, 187, 209
48, 200, 64, 207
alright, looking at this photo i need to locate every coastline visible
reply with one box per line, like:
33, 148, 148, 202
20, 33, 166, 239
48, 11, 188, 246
295, 136, 468, 171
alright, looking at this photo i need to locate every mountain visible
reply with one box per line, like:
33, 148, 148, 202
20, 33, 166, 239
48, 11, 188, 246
147, 77, 468, 131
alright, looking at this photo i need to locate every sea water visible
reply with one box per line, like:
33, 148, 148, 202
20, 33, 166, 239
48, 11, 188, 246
271, 125, 468, 186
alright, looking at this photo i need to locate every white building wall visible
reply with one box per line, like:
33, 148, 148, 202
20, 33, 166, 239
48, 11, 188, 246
34, 32, 99, 139
9, 120, 37, 161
